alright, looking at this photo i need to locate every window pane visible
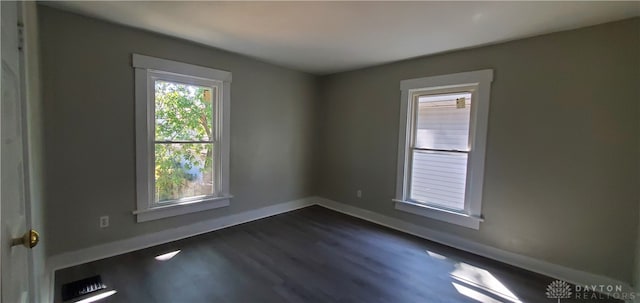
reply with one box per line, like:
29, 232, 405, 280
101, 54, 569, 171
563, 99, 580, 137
155, 143, 214, 203
410, 150, 467, 211
415, 92, 471, 151
155, 80, 214, 142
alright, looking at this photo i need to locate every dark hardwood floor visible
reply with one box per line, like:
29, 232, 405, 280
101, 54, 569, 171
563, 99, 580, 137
55, 206, 620, 302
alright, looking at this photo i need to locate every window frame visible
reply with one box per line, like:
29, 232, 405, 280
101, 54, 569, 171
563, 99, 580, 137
133, 54, 232, 223
394, 70, 493, 229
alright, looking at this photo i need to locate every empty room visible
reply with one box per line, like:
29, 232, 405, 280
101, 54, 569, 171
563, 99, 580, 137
1, 1, 639, 302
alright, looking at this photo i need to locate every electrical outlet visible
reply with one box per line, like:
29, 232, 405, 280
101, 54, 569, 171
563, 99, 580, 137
99, 216, 109, 228
356, 190, 362, 198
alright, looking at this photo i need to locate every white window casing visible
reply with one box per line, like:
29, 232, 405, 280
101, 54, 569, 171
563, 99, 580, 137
394, 69, 493, 229
133, 54, 232, 222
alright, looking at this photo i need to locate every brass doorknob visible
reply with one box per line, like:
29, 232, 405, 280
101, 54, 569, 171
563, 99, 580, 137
11, 229, 39, 249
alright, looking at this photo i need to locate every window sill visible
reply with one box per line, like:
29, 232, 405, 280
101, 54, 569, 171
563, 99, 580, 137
134, 195, 232, 223
393, 199, 482, 230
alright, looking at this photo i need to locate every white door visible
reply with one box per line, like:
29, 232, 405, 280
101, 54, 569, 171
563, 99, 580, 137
1, 1, 35, 302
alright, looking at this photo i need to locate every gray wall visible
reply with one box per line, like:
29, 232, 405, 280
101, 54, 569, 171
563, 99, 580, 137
39, 6, 318, 256
317, 18, 640, 284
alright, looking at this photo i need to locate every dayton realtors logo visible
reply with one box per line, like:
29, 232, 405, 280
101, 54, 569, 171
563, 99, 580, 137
545, 280, 637, 302
546, 280, 572, 303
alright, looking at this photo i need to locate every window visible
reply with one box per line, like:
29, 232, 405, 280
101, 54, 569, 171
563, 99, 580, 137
395, 70, 493, 229
133, 54, 232, 222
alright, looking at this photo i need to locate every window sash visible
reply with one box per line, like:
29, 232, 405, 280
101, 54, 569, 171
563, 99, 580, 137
414, 92, 472, 152
153, 142, 216, 204
408, 149, 468, 212
406, 88, 475, 214
148, 71, 223, 207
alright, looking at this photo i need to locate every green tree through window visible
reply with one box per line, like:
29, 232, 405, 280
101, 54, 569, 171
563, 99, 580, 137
154, 80, 215, 202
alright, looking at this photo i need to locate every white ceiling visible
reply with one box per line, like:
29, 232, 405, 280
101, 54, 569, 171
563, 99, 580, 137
45, 1, 639, 75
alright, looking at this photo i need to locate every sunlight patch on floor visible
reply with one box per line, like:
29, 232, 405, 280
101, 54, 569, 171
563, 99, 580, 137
451, 262, 522, 303
426, 250, 447, 260
452, 282, 503, 303
155, 250, 181, 261
75, 290, 117, 303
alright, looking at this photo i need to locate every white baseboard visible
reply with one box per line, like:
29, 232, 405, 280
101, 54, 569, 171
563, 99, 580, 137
47, 196, 315, 274
314, 197, 636, 299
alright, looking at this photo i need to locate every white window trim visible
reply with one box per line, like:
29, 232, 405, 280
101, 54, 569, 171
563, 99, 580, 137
133, 54, 232, 223
394, 69, 493, 229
